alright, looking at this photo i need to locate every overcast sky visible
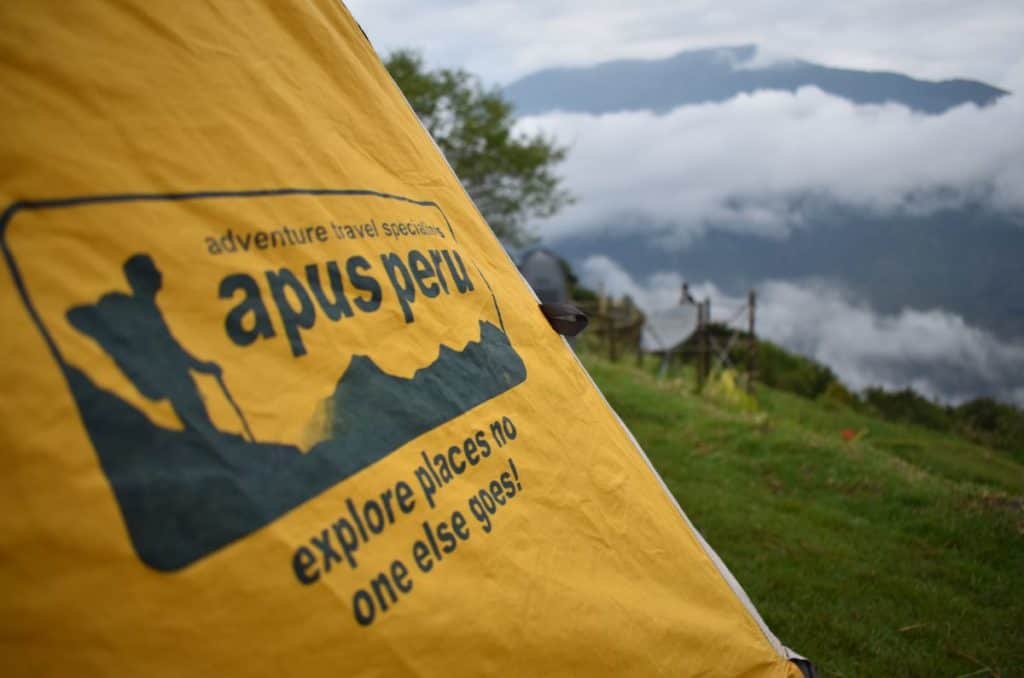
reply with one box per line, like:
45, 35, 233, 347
349, 0, 1024, 242
347, 1, 1024, 404
347, 0, 1024, 90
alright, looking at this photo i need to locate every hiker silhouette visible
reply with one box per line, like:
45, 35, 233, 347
67, 254, 230, 440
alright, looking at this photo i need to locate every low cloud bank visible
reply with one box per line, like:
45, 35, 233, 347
581, 256, 1024, 406
518, 87, 1024, 245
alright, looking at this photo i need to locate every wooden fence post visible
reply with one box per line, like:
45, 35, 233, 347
695, 301, 706, 393
703, 298, 713, 389
747, 289, 757, 394
608, 313, 618, 362
634, 313, 645, 367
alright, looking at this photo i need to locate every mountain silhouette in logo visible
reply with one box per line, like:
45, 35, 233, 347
66, 318, 526, 571
321, 321, 526, 456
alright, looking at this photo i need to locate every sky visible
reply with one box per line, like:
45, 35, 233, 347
347, 1, 1024, 405
349, 0, 1024, 244
347, 0, 1024, 90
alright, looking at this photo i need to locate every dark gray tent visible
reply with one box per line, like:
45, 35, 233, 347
518, 248, 569, 304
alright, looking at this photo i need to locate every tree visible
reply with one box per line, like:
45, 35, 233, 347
385, 50, 572, 246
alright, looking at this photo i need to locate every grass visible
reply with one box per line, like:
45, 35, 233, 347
583, 354, 1024, 677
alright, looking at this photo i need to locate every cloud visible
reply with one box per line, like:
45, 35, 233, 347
581, 256, 1024, 406
580, 255, 687, 311
516, 87, 1024, 243
347, 1, 1024, 90
346, 1, 1024, 404
348, 2, 1024, 246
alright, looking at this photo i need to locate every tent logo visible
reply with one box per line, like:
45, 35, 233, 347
1, 189, 527, 571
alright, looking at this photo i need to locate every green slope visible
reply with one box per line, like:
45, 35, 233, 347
584, 356, 1024, 677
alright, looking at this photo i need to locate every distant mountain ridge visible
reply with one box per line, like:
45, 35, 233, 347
503, 44, 1021, 408
505, 44, 1008, 115
554, 206, 1024, 342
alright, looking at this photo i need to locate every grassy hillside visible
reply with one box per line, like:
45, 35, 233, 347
649, 324, 1024, 459
583, 355, 1024, 677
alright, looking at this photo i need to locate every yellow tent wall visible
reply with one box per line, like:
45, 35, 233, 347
0, 2, 807, 676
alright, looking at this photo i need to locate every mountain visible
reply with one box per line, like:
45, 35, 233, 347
503, 45, 1022, 405
554, 206, 1024, 341
505, 44, 1008, 115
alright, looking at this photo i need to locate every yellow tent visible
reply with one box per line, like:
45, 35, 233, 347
0, 2, 810, 675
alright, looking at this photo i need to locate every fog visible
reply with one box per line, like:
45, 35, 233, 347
582, 255, 1024, 405
518, 87, 1024, 244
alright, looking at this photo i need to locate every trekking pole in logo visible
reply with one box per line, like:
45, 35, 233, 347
214, 369, 255, 442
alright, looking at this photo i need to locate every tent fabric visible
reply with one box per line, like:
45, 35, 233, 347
0, 2, 806, 676
641, 304, 701, 352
